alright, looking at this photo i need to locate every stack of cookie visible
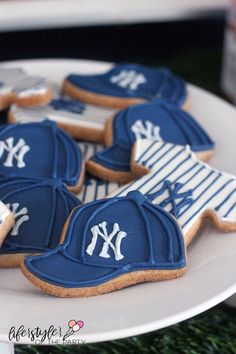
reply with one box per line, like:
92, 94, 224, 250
0, 63, 235, 298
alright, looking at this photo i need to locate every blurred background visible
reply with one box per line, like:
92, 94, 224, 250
0, 0, 234, 101
1, 0, 236, 353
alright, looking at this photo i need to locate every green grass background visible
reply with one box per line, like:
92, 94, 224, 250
14, 45, 236, 353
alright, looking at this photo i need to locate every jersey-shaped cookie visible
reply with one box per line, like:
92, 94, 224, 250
0, 67, 52, 110
109, 140, 236, 246
9, 94, 116, 143
77, 142, 121, 203
62, 63, 188, 110
87, 101, 214, 183
0, 121, 84, 193
21, 191, 186, 297
0, 201, 15, 247
0, 178, 81, 267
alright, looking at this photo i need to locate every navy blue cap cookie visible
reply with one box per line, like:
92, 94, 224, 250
86, 101, 214, 183
21, 191, 186, 297
0, 120, 85, 193
0, 178, 81, 268
62, 63, 188, 110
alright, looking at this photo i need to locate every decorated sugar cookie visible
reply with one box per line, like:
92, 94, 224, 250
62, 63, 188, 110
78, 142, 121, 203
0, 178, 81, 268
0, 201, 15, 247
0, 67, 52, 110
78, 172, 121, 204
109, 140, 236, 246
21, 191, 186, 297
9, 87, 116, 143
0, 121, 84, 193
87, 101, 214, 183
78, 141, 103, 161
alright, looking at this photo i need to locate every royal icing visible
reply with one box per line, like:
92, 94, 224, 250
10, 84, 116, 132
6, 202, 29, 236
110, 140, 236, 236
0, 178, 80, 255
65, 63, 187, 106
0, 67, 49, 98
0, 137, 30, 168
89, 101, 214, 175
0, 121, 83, 188
78, 142, 121, 203
110, 70, 147, 90
23, 191, 186, 287
86, 221, 128, 261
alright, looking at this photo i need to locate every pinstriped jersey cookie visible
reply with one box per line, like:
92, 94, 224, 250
109, 139, 236, 246
87, 101, 214, 183
0, 67, 52, 110
9, 83, 116, 143
62, 63, 188, 110
77, 142, 121, 203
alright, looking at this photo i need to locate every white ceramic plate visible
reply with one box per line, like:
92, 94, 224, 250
0, 59, 236, 345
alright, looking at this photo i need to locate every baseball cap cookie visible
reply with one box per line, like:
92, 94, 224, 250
0, 67, 52, 110
62, 63, 188, 110
0, 178, 81, 268
0, 120, 85, 193
87, 100, 214, 183
22, 191, 186, 297
0, 201, 15, 247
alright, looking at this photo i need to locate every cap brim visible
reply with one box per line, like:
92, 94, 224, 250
24, 248, 117, 288
91, 144, 131, 172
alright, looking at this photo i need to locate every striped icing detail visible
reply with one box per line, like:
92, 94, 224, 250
0, 67, 48, 97
111, 140, 236, 235
78, 142, 121, 203
10, 82, 115, 129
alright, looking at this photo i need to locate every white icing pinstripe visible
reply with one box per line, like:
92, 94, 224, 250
110, 139, 236, 235
78, 142, 103, 161
0, 68, 48, 97
77, 143, 121, 203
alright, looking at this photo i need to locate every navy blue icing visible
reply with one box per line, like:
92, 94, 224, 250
0, 178, 81, 254
0, 120, 83, 187
24, 191, 186, 288
66, 63, 187, 106
50, 98, 86, 114
90, 100, 215, 173
146, 180, 193, 218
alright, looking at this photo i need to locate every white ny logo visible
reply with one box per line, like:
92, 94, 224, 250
110, 70, 147, 90
0, 137, 30, 168
131, 120, 163, 141
6, 203, 29, 236
86, 222, 127, 261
